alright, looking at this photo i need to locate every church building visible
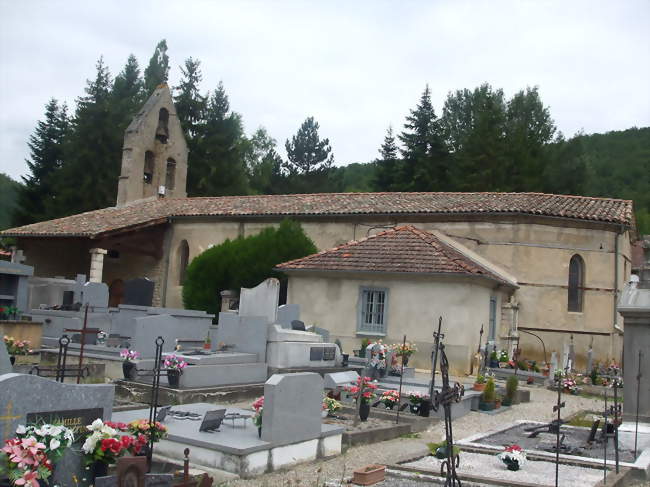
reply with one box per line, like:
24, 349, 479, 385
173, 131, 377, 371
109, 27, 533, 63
1, 85, 635, 372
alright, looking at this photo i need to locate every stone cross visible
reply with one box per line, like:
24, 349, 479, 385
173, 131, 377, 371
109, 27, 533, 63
586, 341, 594, 376
561, 342, 570, 371
549, 351, 558, 378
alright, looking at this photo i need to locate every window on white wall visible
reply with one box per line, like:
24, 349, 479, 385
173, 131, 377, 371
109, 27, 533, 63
358, 287, 388, 334
488, 296, 497, 341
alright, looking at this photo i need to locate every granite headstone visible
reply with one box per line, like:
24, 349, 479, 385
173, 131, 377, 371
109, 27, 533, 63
123, 278, 154, 307
0, 341, 12, 374
261, 372, 322, 446
238, 278, 279, 323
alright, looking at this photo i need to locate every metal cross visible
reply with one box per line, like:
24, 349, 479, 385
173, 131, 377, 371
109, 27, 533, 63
428, 317, 444, 401
553, 373, 565, 487
432, 335, 464, 487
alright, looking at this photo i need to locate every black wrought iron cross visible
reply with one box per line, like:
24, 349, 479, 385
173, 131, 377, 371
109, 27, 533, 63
432, 342, 464, 487
553, 374, 565, 487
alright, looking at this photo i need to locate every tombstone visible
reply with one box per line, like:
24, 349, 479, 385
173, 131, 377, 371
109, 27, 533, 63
311, 326, 330, 343
0, 341, 13, 374
261, 372, 323, 445
122, 278, 154, 307
561, 342, 570, 371
62, 290, 75, 307
324, 371, 359, 391
549, 351, 558, 378
0, 373, 114, 487
586, 345, 594, 376
238, 278, 279, 324
277, 304, 300, 329
80, 281, 109, 309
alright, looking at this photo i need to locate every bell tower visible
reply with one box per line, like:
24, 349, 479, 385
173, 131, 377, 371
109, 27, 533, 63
116, 84, 189, 207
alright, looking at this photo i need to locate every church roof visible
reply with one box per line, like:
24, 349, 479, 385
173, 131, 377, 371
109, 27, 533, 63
0, 191, 633, 238
276, 225, 517, 286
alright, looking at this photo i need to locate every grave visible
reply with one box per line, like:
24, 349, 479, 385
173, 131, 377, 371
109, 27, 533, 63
111, 373, 344, 478
123, 278, 155, 307
0, 372, 115, 487
0, 259, 33, 314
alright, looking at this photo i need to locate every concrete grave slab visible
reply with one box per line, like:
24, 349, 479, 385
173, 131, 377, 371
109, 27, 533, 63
261, 372, 323, 446
238, 278, 279, 324
267, 325, 323, 343
0, 340, 12, 374
324, 371, 359, 390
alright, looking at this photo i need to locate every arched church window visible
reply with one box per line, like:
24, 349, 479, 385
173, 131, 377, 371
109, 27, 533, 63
156, 108, 169, 143
179, 240, 189, 285
568, 254, 585, 312
166, 158, 176, 191
143, 151, 155, 184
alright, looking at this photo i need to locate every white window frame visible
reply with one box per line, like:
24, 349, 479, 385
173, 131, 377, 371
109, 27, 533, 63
357, 287, 389, 335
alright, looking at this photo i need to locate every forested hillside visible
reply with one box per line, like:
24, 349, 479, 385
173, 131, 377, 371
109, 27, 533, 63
7, 40, 649, 234
0, 173, 20, 230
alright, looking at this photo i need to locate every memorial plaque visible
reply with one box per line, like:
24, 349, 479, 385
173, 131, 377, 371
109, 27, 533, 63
323, 347, 336, 361
198, 409, 226, 432
310, 347, 324, 361
26, 408, 103, 435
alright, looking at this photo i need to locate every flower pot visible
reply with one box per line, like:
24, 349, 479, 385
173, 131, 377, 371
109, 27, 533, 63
9, 356, 15, 366
505, 460, 520, 471
489, 359, 499, 368
409, 404, 420, 415
472, 382, 486, 391
257, 427, 262, 438
167, 369, 181, 388
527, 376, 535, 384
419, 400, 432, 417
358, 349, 366, 358
359, 402, 370, 422
479, 401, 495, 411
352, 464, 385, 486
122, 361, 137, 381
203, 342, 211, 350
402, 355, 409, 367
498, 362, 509, 368
495, 399, 502, 409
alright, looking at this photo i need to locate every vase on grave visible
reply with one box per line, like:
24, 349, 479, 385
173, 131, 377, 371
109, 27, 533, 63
167, 369, 181, 388
409, 404, 420, 415
401, 355, 409, 367
92, 461, 109, 480
419, 400, 432, 417
489, 359, 499, 368
257, 427, 262, 438
122, 361, 137, 381
10, 356, 15, 365
359, 402, 370, 421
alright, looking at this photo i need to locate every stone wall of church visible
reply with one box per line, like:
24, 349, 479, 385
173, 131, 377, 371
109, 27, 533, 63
161, 215, 630, 367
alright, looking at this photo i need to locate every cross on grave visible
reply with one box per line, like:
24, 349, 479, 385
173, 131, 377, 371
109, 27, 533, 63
64, 304, 98, 383
0, 401, 22, 434
552, 375, 566, 487
471, 324, 483, 376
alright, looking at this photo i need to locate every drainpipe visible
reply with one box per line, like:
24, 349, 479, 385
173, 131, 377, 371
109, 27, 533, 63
613, 226, 624, 334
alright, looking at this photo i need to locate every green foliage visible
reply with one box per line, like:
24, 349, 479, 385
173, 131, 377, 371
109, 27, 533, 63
374, 126, 400, 191
426, 440, 460, 458
590, 367, 599, 385
182, 220, 316, 316
285, 117, 334, 174
481, 377, 496, 402
475, 374, 486, 384
144, 39, 170, 94
0, 174, 22, 230
506, 375, 518, 400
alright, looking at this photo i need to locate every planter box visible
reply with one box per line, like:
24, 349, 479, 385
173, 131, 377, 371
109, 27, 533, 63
472, 383, 486, 391
353, 464, 385, 485
479, 401, 495, 411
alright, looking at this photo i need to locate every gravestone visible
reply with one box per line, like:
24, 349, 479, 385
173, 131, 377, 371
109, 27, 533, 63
324, 371, 359, 390
549, 351, 558, 378
239, 278, 279, 323
0, 373, 114, 487
123, 278, 154, 307
291, 320, 306, 331
277, 304, 300, 329
261, 372, 323, 446
586, 344, 593, 375
311, 326, 330, 343
561, 342, 570, 371
0, 341, 12, 374
80, 281, 109, 309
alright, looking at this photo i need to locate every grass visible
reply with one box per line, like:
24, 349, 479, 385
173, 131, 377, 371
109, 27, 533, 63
566, 410, 600, 427
399, 432, 421, 439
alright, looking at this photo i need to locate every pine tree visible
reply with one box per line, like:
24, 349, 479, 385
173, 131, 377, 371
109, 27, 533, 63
113, 54, 145, 110
55, 58, 119, 215
374, 126, 400, 191
443, 84, 508, 191
284, 117, 334, 174
245, 127, 286, 194
398, 85, 450, 191
144, 40, 170, 94
191, 82, 250, 196
13, 99, 69, 225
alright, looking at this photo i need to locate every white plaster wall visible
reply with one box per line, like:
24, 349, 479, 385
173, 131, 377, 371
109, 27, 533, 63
269, 438, 319, 470
286, 272, 505, 374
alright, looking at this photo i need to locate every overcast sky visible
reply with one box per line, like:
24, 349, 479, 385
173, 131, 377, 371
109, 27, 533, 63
1, 1, 648, 181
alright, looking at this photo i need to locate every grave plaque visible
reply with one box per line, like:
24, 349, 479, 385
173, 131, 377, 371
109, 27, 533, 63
310, 347, 324, 361
322, 347, 336, 361
26, 408, 103, 435
123, 278, 154, 307
198, 409, 226, 432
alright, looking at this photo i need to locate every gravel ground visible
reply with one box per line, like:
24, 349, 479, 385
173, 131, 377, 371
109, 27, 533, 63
220, 384, 616, 487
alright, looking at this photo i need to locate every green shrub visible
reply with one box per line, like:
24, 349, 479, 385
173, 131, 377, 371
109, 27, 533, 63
590, 367, 599, 385
182, 219, 317, 316
481, 377, 496, 402
475, 374, 486, 384
426, 440, 460, 458
506, 375, 518, 401
517, 360, 528, 370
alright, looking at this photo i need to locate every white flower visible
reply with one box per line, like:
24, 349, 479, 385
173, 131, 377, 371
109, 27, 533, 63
100, 425, 116, 436
50, 438, 61, 451
89, 419, 103, 432
15, 425, 26, 434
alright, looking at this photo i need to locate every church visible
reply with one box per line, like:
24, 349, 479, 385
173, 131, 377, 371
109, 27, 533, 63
1, 85, 635, 372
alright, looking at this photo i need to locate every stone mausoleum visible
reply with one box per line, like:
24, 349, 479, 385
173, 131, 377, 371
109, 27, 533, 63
0, 84, 636, 373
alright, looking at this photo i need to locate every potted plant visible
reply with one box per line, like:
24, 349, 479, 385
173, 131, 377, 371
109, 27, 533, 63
4, 335, 31, 365
390, 342, 417, 367
379, 390, 400, 410
322, 396, 342, 418
489, 350, 499, 368
344, 376, 377, 421
203, 332, 211, 350
352, 464, 385, 485
502, 375, 518, 406
82, 419, 135, 479
498, 350, 509, 367
126, 419, 166, 461
497, 445, 527, 471
473, 374, 487, 391
407, 391, 426, 414
479, 377, 496, 411
163, 354, 187, 388
358, 338, 370, 358
495, 394, 502, 409
252, 396, 264, 437
119, 349, 140, 381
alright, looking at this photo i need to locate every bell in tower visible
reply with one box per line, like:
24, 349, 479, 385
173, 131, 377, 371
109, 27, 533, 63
156, 108, 169, 144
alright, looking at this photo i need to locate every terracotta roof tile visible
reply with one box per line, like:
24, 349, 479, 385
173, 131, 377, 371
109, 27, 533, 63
0, 192, 633, 238
276, 225, 514, 285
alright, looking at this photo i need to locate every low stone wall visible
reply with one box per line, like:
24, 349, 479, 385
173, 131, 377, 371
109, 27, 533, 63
0, 320, 43, 349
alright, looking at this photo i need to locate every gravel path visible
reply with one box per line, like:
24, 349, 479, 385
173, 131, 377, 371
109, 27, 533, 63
221, 385, 608, 487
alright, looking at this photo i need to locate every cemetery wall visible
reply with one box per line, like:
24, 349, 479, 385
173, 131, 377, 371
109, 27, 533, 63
285, 271, 505, 374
